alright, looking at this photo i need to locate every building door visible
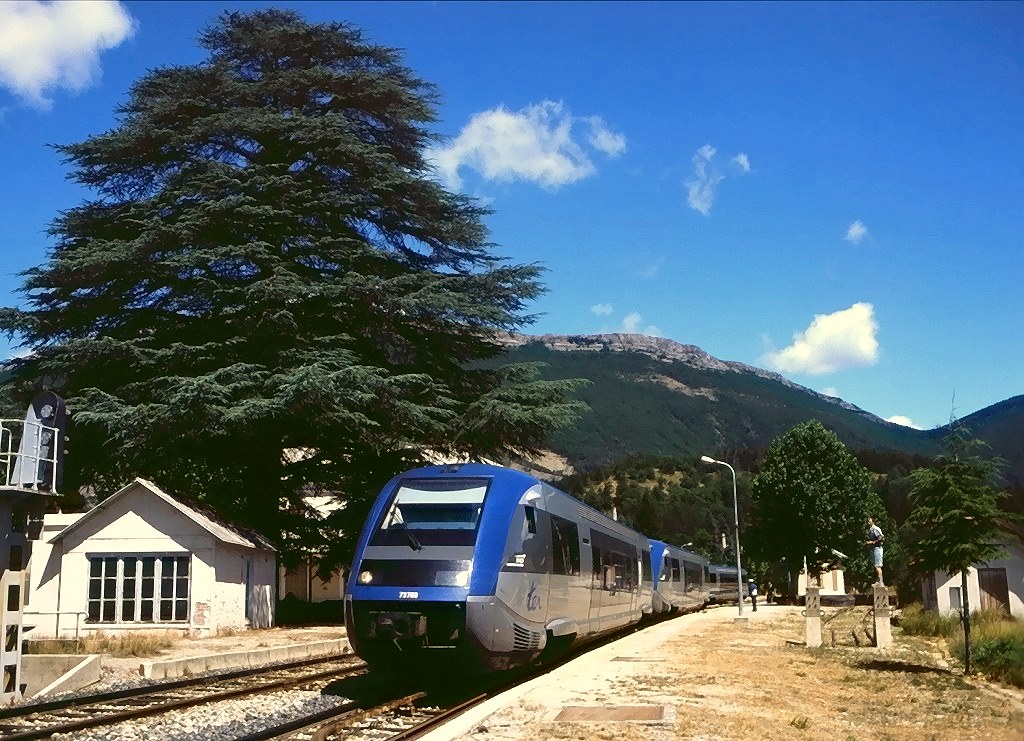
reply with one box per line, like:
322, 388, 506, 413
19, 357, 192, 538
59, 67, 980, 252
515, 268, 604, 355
978, 568, 1010, 614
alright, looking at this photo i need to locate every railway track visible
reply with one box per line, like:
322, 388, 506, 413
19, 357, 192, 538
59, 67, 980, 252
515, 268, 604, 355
240, 688, 493, 741
0, 654, 366, 740
0, 615, 688, 740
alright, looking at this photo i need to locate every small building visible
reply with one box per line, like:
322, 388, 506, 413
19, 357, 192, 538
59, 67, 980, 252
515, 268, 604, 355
921, 536, 1024, 619
26, 478, 277, 638
796, 554, 847, 598
277, 493, 347, 604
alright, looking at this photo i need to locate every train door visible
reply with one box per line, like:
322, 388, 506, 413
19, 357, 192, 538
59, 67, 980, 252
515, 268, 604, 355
639, 546, 653, 615
669, 557, 682, 609
547, 513, 582, 627
588, 529, 638, 631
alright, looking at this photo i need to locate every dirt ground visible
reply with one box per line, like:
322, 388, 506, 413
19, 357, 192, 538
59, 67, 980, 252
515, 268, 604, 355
87, 608, 1024, 740
428, 605, 1024, 741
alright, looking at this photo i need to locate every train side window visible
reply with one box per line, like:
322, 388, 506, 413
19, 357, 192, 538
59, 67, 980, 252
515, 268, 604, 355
524, 506, 537, 535
671, 558, 681, 583
550, 515, 580, 576
685, 564, 702, 592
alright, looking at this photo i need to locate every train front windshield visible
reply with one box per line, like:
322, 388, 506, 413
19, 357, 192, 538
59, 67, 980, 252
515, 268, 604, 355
369, 477, 489, 547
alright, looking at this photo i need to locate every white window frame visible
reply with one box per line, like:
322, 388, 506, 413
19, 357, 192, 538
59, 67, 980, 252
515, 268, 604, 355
86, 554, 191, 624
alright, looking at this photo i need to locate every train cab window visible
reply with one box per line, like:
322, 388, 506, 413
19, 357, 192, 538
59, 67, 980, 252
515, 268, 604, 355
670, 558, 681, 583
524, 506, 537, 534
370, 477, 489, 547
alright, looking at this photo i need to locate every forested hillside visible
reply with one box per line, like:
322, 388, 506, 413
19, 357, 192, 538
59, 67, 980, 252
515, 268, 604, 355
498, 334, 1024, 488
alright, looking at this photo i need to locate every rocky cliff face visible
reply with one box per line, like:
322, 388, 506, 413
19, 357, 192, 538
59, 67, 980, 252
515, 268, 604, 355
498, 332, 887, 423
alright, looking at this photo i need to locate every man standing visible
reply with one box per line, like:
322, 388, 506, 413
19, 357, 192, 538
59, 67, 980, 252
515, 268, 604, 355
866, 517, 884, 586
747, 579, 758, 611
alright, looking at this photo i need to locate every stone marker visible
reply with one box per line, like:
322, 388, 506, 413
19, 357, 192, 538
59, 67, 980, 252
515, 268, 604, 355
873, 584, 892, 649
805, 586, 822, 648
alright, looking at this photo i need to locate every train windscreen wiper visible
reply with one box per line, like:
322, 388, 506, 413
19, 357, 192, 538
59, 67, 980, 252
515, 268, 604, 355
395, 521, 423, 550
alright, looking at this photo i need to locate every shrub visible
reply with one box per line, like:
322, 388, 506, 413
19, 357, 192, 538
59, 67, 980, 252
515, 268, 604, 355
897, 602, 959, 638
276, 598, 344, 626
949, 613, 1024, 688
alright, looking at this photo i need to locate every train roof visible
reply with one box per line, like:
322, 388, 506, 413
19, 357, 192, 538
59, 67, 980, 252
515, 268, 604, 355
387, 462, 647, 543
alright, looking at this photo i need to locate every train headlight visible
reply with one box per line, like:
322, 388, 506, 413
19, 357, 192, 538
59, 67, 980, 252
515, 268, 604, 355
358, 570, 374, 585
435, 566, 472, 587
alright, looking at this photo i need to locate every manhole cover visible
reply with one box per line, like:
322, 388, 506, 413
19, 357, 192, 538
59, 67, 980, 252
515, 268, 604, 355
554, 705, 666, 721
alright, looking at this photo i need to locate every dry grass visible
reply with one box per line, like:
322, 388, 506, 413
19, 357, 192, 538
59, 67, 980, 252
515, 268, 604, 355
28, 630, 180, 658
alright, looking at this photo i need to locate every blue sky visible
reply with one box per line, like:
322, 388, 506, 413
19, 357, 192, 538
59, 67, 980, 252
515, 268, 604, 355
1, 1, 1021, 431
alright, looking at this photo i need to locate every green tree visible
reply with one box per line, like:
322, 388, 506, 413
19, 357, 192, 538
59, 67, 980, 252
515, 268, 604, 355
748, 420, 883, 593
903, 422, 1016, 674
0, 10, 582, 567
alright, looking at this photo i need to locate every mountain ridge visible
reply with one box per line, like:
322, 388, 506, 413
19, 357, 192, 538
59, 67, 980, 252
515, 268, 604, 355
499, 331, 895, 424
497, 332, 1022, 486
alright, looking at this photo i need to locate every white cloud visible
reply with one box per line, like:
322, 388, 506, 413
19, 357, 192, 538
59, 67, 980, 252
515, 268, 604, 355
685, 144, 723, 215
586, 116, 627, 156
590, 303, 614, 316
886, 415, 922, 429
685, 145, 753, 215
621, 312, 662, 337
761, 302, 879, 375
844, 220, 868, 244
0, 1, 135, 109
426, 101, 625, 191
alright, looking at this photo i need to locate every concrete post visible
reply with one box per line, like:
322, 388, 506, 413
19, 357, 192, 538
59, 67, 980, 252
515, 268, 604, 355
805, 586, 821, 648
873, 584, 892, 649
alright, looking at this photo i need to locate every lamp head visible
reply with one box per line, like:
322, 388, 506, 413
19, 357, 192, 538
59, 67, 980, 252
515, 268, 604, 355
700, 455, 716, 464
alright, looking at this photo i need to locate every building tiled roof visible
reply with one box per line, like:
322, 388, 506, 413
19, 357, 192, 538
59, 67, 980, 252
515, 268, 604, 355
49, 477, 276, 551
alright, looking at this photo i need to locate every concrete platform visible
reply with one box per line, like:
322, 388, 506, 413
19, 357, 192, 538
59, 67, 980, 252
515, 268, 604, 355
418, 606, 795, 741
139, 638, 351, 679
21, 654, 103, 698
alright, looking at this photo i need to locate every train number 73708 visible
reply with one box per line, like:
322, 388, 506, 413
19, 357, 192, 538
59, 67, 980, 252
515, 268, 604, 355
398, 591, 419, 599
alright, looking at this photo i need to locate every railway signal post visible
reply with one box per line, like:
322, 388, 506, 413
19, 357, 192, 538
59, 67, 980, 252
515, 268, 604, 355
1, 391, 66, 704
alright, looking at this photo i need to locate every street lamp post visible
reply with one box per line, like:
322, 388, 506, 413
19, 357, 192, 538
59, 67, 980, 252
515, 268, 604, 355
701, 455, 743, 617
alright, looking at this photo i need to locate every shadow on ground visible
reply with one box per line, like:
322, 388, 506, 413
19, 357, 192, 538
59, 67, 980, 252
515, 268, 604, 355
859, 658, 955, 676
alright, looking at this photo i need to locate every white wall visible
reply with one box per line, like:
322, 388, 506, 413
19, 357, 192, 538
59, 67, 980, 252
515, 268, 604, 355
214, 544, 276, 630
797, 567, 846, 596
25, 514, 86, 637
924, 542, 1024, 619
27, 486, 275, 637
251, 550, 276, 628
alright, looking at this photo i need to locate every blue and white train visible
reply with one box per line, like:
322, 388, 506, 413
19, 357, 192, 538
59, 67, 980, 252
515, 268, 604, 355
649, 540, 710, 615
344, 462, 713, 673
706, 563, 748, 604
